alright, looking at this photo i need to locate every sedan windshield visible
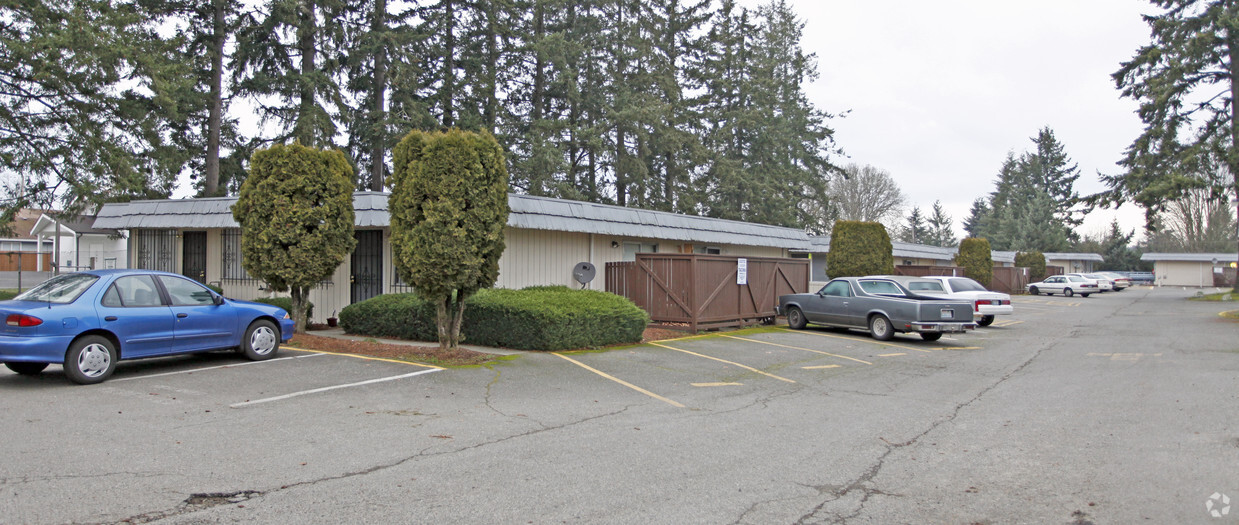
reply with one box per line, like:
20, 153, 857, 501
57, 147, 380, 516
13, 273, 99, 304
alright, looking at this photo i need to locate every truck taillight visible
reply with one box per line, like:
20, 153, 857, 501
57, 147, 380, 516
973, 300, 982, 312
6, 314, 43, 327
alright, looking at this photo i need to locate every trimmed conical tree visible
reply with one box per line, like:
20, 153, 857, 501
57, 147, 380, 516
389, 129, 509, 351
232, 142, 357, 332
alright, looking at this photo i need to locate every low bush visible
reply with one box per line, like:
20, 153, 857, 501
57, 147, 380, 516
339, 286, 649, 351
253, 296, 314, 320
338, 293, 438, 341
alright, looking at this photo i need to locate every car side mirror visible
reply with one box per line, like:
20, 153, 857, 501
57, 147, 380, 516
213, 294, 225, 306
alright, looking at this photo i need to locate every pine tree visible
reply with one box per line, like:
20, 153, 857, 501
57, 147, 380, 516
900, 207, 929, 244
924, 200, 956, 247
233, 0, 351, 148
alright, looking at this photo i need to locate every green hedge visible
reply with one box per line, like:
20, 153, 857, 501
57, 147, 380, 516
826, 220, 894, 278
253, 297, 314, 320
1015, 251, 1047, 282
955, 237, 994, 287
339, 286, 649, 351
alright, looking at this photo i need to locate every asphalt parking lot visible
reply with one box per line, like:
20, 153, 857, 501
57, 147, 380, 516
2, 286, 1236, 524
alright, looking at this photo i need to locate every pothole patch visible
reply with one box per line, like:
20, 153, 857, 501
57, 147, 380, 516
185, 490, 263, 507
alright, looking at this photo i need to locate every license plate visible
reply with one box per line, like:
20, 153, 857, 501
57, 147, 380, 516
940, 308, 954, 319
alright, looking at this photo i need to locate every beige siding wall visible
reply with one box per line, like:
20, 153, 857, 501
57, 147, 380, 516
1153, 261, 1214, 287
181, 225, 798, 318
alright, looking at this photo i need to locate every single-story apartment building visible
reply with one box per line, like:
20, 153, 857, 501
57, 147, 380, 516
93, 192, 809, 322
1140, 253, 1237, 287
1044, 252, 1105, 274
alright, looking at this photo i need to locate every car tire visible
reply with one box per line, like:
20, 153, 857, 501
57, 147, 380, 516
868, 314, 894, 341
786, 307, 807, 330
241, 320, 280, 361
977, 315, 995, 327
65, 335, 117, 385
5, 362, 49, 375
1028, 286, 1039, 296
920, 332, 943, 342
1081, 293, 1090, 298
1064, 288, 1074, 297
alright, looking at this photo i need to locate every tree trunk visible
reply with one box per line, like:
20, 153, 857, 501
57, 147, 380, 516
1229, 31, 1239, 292
369, 0, 387, 191
442, 0, 456, 128
205, 0, 225, 196
297, 0, 318, 145
435, 292, 467, 350
290, 286, 308, 333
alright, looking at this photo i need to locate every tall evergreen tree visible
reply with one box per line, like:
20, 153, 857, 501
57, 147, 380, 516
924, 200, 956, 247
0, 0, 187, 211
1100, 0, 1239, 288
900, 207, 929, 244
233, 0, 351, 148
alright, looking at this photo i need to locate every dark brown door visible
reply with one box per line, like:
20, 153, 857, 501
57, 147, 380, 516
182, 231, 207, 283
351, 230, 383, 303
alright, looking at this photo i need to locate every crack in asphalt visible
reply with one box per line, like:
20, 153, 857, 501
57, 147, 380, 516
792, 344, 1050, 524
110, 405, 635, 524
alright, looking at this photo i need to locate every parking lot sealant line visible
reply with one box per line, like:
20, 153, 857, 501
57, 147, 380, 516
778, 328, 936, 353
648, 342, 796, 383
110, 353, 325, 382
551, 353, 686, 408
282, 346, 444, 370
720, 335, 873, 365
691, 382, 742, 387
229, 369, 442, 408
878, 353, 906, 357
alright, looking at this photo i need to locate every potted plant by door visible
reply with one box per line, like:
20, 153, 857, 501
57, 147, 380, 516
326, 311, 338, 327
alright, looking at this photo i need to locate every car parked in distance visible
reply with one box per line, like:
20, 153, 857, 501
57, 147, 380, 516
1027, 274, 1099, 297
1073, 273, 1114, 292
0, 269, 295, 384
903, 275, 1013, 327
777, 276, 977, 342
1096, 271, 1132, 291
1123, 271, 1154, 285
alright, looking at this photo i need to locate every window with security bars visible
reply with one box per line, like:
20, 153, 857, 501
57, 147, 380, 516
390, 267, 415, 293
134, 229, 177, 272
221, 229, 256, 282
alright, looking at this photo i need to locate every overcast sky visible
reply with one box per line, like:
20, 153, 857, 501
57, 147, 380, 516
749, 0, 1156, 240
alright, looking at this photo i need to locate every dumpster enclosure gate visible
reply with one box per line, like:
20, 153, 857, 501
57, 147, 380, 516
606, 254, 809, 332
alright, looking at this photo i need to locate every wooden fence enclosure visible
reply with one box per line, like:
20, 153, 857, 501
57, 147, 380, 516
991, 266, 1031, 295
606, 254, 810, 332
0, 252, 52, 272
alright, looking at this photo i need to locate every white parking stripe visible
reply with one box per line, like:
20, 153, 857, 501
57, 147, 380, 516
111, 353, 325, 382
229, 369, 442, 408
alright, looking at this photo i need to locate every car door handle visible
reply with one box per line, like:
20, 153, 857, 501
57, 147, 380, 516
104, 316, 118, 322
176, 313, 188, 318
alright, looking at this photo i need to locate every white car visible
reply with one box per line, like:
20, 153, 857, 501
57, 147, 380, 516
1096, 271, 1132, 290
1070, 273, 1113, 292
1027, 274, 1099, 297
903, 276, 1013, 327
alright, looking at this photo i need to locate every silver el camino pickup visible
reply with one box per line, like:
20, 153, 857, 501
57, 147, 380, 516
776, 276, 978, 341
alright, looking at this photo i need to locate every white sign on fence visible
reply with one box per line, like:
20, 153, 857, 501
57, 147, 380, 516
737, 258, 748, 285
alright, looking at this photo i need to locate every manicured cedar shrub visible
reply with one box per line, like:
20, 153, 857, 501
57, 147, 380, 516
825, 221, 894, 278
338, 293, 438, 341
464, 287, 649, 350
253, 297, 313, 321
339, 287, 649, 351
1015, 250, 1047, 282
955, 238, 994, 287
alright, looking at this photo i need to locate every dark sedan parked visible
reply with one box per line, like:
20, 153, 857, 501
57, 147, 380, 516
777, 276, 977, 341
0, 269, 295, 384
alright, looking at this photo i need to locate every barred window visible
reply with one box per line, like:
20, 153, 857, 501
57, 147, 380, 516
221, 229, 255, 282
390, 266, 414, 293
134, 230, 177, 272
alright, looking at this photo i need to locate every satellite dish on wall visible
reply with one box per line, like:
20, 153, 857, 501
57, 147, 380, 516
573, 262, 597, 286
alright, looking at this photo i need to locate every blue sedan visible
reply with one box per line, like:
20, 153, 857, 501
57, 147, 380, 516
0, 269, 295, 384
